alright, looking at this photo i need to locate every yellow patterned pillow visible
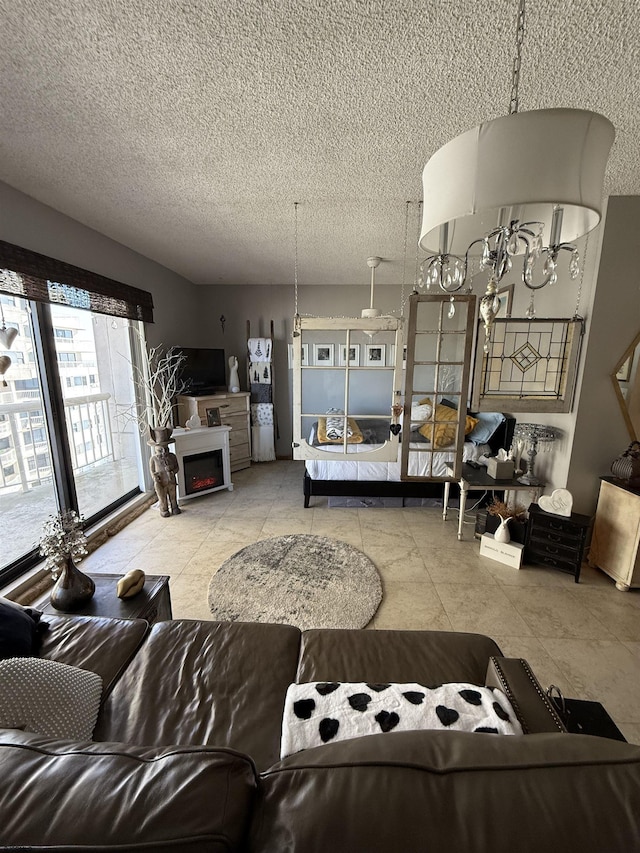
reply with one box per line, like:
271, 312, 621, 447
417, 400, 478, 448
317, 417, 364, 445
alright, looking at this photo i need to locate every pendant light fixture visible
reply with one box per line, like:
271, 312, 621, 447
361, 256, 382, 338
417, 0, 614, 345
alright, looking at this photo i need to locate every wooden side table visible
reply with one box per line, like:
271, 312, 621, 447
443, 463, 543, 540
42, 573, 172, 625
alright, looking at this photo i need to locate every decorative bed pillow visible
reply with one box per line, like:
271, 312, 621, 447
410, 402, 433, 423
281, 681, 522, 759
467, 411, 506, 445
0, 599, 48, 660
0, 657, 103, 740
317, 417, 364, 444
417, 400, 478, 448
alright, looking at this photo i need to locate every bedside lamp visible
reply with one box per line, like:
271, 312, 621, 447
513, 423, 560, 486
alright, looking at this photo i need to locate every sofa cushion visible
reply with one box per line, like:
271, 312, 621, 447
249, 730, 640, 853
39, 614, 149, 698
95, 619, 301, 771
0, 598, 47, 659
297, 629, 502, 685
0, 729, 256, 852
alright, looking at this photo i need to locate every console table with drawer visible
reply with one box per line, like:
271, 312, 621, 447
524, 503, 591, 583
177, 392, 251, 472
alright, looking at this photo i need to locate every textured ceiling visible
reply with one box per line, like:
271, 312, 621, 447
1, 0, 639, 286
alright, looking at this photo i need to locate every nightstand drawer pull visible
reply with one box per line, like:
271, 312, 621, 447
548, 533, 562, 543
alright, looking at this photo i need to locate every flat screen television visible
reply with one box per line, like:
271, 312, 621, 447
177, 347, 226, 395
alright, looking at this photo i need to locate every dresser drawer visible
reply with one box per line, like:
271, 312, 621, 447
526, 548, 580, 573
528, 534, 581, 561
530, 513, 585, 539
229, 427, 249, 447
217, 398, 248, 416
530, 522, 586, 551
220, 412, 247, 430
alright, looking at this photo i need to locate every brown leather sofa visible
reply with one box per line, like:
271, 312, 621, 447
1, 614, 639, 852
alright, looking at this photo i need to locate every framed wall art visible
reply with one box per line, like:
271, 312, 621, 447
288, 343, 309, 368
471, 317, 584, 413
364, 343, 386, 366
338, 343, 360, 366
313, 343, 335, 366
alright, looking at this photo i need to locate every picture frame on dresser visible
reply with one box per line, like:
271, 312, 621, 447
206, 407, 221, 427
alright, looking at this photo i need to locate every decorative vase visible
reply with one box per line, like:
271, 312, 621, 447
228, 356, 240, 393
149, 425, 173, 445
494, 516, 512, 544
50, 556, 96, 612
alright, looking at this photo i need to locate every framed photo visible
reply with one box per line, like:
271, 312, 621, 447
206, 406, 222, 427
497, 283, 514, 318
364, 343, 386, 367
313, 343, 335, 366
288, 343, 309, 368
338, 343, 360, 366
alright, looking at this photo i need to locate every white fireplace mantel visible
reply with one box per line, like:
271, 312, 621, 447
171, 426, 233, 500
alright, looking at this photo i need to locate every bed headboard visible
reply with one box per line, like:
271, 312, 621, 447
488, 416, 515, 455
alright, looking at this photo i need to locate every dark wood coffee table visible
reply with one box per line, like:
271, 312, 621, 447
42, 573, 172, 625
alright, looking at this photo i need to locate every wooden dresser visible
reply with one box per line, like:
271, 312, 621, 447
589, 477, 640, 591
177, 392, 251, 472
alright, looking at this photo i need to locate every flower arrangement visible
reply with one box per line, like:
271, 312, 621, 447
39, 510, 88, 575
486, 498, 527, 521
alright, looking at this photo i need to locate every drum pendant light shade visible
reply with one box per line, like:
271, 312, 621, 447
419, 108, 615, 255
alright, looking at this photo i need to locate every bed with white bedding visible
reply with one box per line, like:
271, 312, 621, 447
303, 414, 515, 507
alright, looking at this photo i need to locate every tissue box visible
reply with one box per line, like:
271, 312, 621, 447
486, 458, 515, 479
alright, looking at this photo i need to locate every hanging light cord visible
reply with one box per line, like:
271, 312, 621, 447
509, 0, 526, 115
293, 202, 299, 317
414, 201, 423, 289
401, 201, 410, 315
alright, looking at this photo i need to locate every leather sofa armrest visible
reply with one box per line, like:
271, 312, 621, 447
486, 656, 566, 734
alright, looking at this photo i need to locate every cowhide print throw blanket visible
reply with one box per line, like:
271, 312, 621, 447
280, 681, 523, 759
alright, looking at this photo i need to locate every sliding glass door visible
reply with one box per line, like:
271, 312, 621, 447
0, 295, 58, 568
0, 298, 146, 583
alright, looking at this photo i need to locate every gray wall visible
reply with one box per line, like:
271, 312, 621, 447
0, 182, 203, 346
566, 196, 640, 512
196, 283, 407, 456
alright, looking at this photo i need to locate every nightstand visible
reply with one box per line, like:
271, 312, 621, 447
41, 573, 172, 624
524, 504, 591, 582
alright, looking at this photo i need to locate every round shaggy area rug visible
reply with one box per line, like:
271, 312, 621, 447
207, 534, 382, 630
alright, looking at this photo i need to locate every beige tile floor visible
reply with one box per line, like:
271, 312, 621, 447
82, 460, 640, 745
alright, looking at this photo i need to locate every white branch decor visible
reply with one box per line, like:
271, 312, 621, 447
120, 335, 190, 435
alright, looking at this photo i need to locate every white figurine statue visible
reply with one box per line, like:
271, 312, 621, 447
228, 355, 240, 393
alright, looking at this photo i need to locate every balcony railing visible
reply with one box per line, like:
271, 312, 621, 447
0, 392, 123, 491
